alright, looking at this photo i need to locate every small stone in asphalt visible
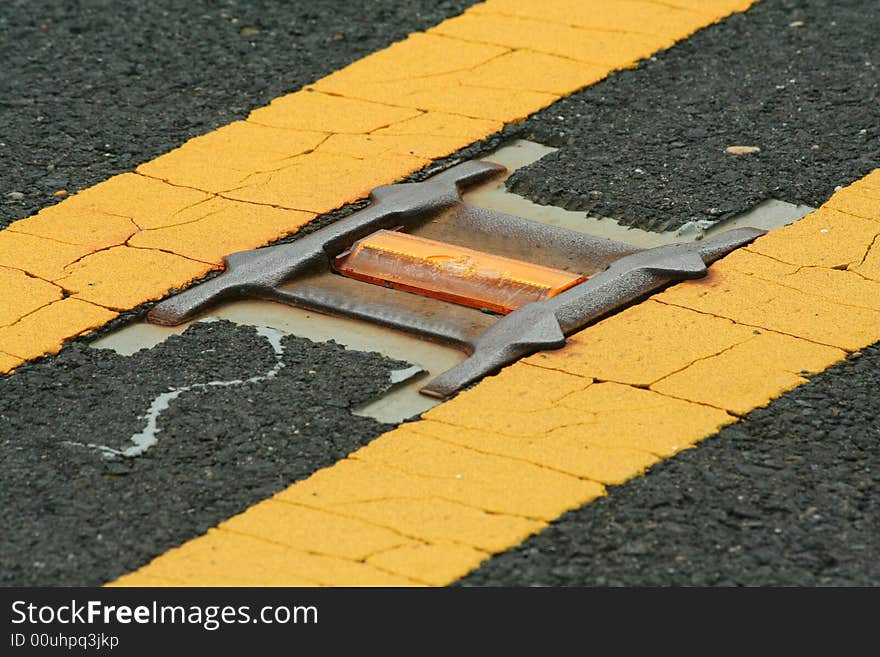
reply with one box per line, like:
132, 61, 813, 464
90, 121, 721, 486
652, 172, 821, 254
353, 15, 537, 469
725, 146, 762, 155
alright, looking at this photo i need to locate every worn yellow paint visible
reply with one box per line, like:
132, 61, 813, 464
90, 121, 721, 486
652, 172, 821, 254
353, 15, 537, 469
745, 208, 880, 269
128, 199, 315, 266
315, 72, 559, 123
8, 202, 138, 250
308, 33, 562, 121
545, 381, 735, 457
339, 426, 604, 520
466, 50, 610, 95
853, 245, 880, 282
434, 13, 664, 67
0, 230, 94, 282
472, 0, 716, 42
138, 122, 329, 194
366, 542, 489, 587
523, 300, 755, 386
655, 263, 880, 352
0, 298, 117, 361
826, 188, 880, 221
847, 169, 880, 198
415, 417, 664, 485
657, 0, 757, 18
0, 266, 63, 327
424, 363, 598, 436
106, 574, 184, 588
0, 351, 22, 373
652, 331, 846, 415
65, 173, 215, 230
721, 249, 880, 312
314, 133, 462, 163
54, 246, 213, 311
372, 112, 504, 140
109, 529, 418, 587
266, 435, 556, 552
217, 500, 408, 562
311, 32, 508, 89
248, 90, 423, 133
222, 150, 429, 213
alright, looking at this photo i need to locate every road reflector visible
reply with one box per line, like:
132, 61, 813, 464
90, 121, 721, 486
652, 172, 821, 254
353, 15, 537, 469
333, 230, 585, 314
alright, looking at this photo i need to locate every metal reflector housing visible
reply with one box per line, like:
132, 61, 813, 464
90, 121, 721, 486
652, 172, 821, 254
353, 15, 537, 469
333, 229, 586, 314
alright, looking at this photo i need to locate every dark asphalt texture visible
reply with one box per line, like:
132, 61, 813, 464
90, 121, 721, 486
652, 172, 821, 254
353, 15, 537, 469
2, 0, 879, 587
0, 321, 409, 586
509, 0, 880, 231
461, 345, 880, 586
0, 0, 478, 229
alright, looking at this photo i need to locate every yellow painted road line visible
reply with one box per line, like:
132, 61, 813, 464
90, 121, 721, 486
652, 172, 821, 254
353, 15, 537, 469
0, 0, 756, 372
110, 169, 880, 587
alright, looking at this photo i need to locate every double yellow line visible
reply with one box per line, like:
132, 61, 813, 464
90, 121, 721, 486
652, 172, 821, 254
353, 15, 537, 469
11, 0, 879, 587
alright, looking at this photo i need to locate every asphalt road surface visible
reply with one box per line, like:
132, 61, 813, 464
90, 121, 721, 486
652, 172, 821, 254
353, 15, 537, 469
1, 0, 878, 586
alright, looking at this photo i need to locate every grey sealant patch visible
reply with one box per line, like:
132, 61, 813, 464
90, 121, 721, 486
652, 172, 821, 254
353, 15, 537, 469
82, 326, 288, 458
354, 364, 427, 423
389, 364, 425, 385
91, 302, 459, 424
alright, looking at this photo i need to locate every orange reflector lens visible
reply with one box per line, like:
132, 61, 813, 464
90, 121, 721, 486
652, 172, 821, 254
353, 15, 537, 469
334, 230, 586, 314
